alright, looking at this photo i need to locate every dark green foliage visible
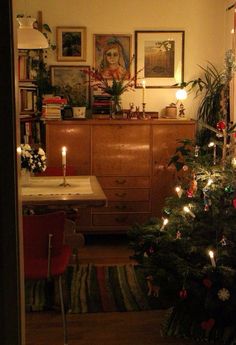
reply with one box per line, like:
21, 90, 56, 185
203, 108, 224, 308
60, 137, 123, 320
128, 136, 236, 344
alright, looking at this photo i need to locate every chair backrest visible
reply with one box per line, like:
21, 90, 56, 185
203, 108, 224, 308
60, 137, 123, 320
35, 166, 77, 176
23, 211, 66, 259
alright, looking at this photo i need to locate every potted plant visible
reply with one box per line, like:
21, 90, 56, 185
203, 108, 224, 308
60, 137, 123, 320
182, 50, 236, 145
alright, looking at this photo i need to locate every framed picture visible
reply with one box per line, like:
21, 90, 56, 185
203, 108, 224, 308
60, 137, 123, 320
56, 27, 86, 61
94, 34, 131, 80
135, 30, 185, 88
50, 65, 90, 107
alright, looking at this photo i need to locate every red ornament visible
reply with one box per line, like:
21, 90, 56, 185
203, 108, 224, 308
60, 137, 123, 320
179, 289, 188, 299
233, 199, 236, 209
201, 318, 215, 331
216, 120, 226, 130
203, 278, 212, 289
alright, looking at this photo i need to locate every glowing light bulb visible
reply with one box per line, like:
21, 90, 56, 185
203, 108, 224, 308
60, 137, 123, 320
207, 178, 213, 186
208, 250, 216, 267
176, 89, 187, 100
183, 205, 195, 218
160, 218, 169, 231
175, 186, 183, 198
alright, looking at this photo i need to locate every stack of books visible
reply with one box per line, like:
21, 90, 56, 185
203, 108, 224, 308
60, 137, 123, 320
42, 96, 67, 120
92, 94, 112, 115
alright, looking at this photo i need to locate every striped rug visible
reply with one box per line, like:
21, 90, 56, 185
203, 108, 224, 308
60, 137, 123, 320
25, 264, 156, 313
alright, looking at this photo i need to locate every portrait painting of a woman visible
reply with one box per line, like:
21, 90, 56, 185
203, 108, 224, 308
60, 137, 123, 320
94, 35, 131, 80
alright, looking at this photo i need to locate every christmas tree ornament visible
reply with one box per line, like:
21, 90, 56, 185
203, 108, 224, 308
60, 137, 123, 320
217, 288, 230, 301
233, 199, 236, 208
187, 175, 198, 197
182, 165, 188, 171
203, 278, 212, 288
179, 288, 188, 299
194, 145, 200, 157
216, 120, 226, 130
201, 318, 215, 331
176, 230, 182, 239
203, 188, 212, 211
220, 235, 227, 246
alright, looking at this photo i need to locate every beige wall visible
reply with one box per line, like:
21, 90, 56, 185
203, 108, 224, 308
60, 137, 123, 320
16, 0, 231, 119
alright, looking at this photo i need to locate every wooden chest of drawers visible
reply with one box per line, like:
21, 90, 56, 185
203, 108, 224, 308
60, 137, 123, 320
46, 119, 195, 233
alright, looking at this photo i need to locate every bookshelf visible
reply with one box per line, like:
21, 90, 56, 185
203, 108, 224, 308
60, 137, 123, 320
18, 50, 44, 146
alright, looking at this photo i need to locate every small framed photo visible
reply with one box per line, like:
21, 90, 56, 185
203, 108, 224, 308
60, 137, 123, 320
135, 30, 185, 88
50, 65, 90, 107
93, 34, 131, 80
56, 26, 86, 61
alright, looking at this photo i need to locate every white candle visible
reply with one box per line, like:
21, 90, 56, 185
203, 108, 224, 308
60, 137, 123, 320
160, 218, 169, 231
183, 205, 195, 218
62, 146, 67, 166
208, 250, 216, 267
142, 79, 146, 104
175, 186, 183, 198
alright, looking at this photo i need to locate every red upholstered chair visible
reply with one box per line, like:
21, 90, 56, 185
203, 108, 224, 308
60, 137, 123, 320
23, 211, 71, 345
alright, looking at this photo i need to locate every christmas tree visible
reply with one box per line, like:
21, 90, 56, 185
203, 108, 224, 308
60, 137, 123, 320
129, 51, 236, 344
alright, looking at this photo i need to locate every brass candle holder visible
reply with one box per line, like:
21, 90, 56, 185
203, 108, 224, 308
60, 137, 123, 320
142, 102, 146, 119
59, 164, 70, 187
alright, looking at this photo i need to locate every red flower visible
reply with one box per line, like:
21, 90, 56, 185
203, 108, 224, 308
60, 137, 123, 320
201, 318, 215, 330
203, 278, 212, 289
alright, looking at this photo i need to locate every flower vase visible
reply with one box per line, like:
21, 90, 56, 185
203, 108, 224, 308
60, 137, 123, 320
21, 169, 31, 186
110, 95, 123, 118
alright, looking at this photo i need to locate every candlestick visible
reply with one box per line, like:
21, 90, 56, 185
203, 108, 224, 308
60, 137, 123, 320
142, 102, 146, 119
142, 79, 146, 104
208, 250, 216, 267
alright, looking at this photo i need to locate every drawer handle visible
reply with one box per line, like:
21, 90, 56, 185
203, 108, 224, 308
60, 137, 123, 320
115, 216, 128, 223
115, 179, 126, 185
115, 192, 127, 198
115, 204, 127, 210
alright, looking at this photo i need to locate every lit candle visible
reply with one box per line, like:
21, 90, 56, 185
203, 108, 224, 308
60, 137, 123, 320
142, 79, 146, 104
175, 186, 183, 198
62, 146, 67, 166
208, 250, 216, 267
208, 142, 216, 165
160, 218, 169, 231
183, 205, 195, 218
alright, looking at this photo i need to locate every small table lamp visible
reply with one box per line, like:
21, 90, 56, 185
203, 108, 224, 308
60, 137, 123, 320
176, 88, 187, 118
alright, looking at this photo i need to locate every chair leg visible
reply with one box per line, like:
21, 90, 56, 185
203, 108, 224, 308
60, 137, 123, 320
58, 275, 68, 345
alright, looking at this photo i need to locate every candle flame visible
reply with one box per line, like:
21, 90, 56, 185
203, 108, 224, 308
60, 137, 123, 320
209, 250, 214, 258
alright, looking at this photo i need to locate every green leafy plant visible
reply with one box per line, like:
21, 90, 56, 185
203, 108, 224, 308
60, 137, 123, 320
180, 50, 236, 145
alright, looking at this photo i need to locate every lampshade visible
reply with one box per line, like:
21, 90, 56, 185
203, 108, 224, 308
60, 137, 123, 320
176, 88, 187, 100
17, 17, 49, 49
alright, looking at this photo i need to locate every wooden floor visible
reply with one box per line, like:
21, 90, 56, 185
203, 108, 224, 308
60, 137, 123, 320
25, 234, 200, 345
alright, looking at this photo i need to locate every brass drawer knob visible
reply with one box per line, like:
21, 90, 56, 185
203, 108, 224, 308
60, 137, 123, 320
115, 216, 128, 223
115, 192, 127, 198
115, 178, 126, 184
